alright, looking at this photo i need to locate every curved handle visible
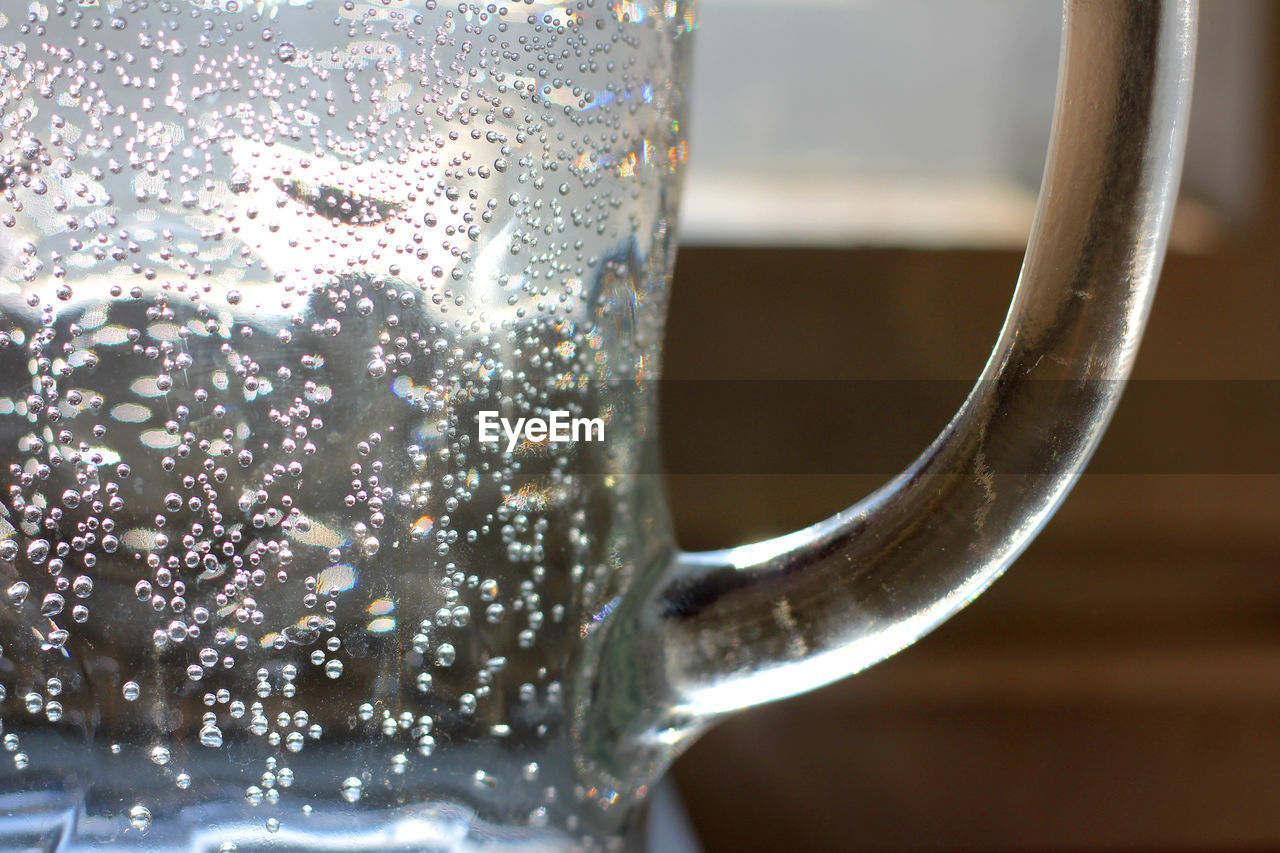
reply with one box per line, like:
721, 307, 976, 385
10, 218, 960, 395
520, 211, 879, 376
577, 0, 1197, 806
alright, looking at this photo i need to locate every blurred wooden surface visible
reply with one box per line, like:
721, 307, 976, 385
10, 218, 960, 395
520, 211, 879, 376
660, 26, 1280, 849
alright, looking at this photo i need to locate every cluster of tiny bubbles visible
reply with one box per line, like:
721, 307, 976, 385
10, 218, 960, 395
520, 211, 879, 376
0, 0, 689, 847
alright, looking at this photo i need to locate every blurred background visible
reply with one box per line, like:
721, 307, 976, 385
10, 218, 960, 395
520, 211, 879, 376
660, 1, 1280, 850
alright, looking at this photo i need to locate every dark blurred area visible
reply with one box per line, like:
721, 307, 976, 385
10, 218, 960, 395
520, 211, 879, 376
660, 13, 1280, 853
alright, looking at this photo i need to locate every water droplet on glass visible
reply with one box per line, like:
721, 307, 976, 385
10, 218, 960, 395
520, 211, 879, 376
199, 724, 224, 748
26, 539, 49, 565
128, 804, 152, 833
6, 582, 30, 606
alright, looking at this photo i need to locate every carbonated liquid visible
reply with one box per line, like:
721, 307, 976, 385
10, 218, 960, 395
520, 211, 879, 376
0, 1, 689, 848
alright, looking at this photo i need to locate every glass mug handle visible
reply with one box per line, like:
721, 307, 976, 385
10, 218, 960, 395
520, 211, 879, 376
581, 0, 1198, 796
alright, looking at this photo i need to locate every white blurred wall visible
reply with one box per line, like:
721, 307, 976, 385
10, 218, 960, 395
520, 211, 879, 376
680, 0, 1268, 249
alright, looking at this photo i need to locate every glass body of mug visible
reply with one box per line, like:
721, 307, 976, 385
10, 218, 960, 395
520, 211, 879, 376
0, 1, 693, 849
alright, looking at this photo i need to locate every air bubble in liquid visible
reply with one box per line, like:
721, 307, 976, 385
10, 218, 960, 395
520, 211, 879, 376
128, 805, 152, 833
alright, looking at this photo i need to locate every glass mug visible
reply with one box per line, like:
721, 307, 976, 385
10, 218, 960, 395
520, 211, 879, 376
0, 0, 1194, 850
